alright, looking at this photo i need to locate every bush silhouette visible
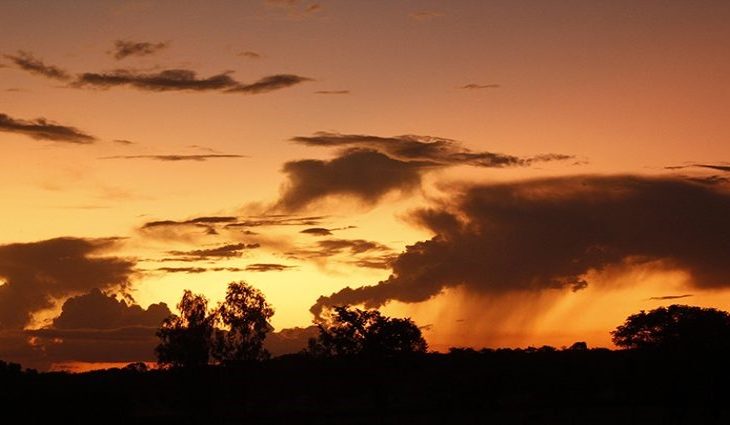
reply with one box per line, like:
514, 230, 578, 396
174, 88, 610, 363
612, 304, 730, 351
307, 305, 427, 357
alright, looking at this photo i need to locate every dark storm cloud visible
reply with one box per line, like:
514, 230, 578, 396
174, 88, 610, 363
4, 51, 70, 81
277, 150, 431, 211
100, 154, 246, 161
0, 113, 96, 144
461, 83, 500, 90
226, 74, 313, 94
290, 132, 571, 168
648, 294, 693, 301
245, 263, 294, 272
111, 40, 169, 60
52, 288, 170, 329
311, 175, 730, 317
0, 238, 135, 329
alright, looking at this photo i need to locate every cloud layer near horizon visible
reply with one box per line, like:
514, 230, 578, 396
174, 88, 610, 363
0, 238, 135, 329
311, 175, 730, 316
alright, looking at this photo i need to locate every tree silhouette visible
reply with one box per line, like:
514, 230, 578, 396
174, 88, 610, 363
211, 281, 274, 363
307, 305, 427, 357
155, 290, 214, 368
612, 304, 730, 351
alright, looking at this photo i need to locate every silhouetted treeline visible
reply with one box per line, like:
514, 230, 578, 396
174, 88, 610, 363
3, 347, 730, 424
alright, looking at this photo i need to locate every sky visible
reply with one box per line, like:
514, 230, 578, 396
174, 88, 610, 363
1, 0, 730, 370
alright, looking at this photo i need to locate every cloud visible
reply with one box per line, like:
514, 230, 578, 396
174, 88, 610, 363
75, 69, 311, 94
0, 237, 135, 329
4, 51, 70, 81
100, 154, 246, 162
239, 51, 262, 59
461, 83, 500, 90
76, 69, 238, 91
279, 132, 571, 210
277, 150, 430, 211
300, 228, 332, 236
666, 163, 730, 173
409, 11, 445, 21
0, 112, 96, 144
311, 175, 730, 317
111, 40, 168, 60
112, 139, 135, 145
8, 50, 311, 95
153, 266, 246, 274
264, 325, 319, 356
289, 238, 391, 261
315, 90, 350, 95
52, 288, 170, 329
290, 132, 571, 168
648, 294, 693, 301
167, 243, 259, 261
245, 263, 294, 272
226, 74, 312, 94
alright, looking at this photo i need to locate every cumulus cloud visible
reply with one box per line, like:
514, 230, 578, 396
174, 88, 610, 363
111, 40, 168, 60
4, 51, 70, 81
311, 175, 730, 317
0, 238, 135, 329
277, 150, 431, 211
0, 112, 96, 144
100, 154, 246, 161
52, 288, 170, 329
278, 132, 571, 210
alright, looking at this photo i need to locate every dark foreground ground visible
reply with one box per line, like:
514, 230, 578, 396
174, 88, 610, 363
2, 348, 729, 424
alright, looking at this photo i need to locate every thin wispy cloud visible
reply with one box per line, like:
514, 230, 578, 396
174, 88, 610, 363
461, 83, 500, 90
315, 90, 350, 95
111, 40, 169, 60
100, 154, 246, 161
4, 51, 70, 81
7, 51, 312, 95
0, 112, 96, 144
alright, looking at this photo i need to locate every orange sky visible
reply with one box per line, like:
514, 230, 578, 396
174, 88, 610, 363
1, 0, 730, 370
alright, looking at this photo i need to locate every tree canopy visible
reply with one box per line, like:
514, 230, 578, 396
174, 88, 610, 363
611, 304, 730, 351
155, 281, 274, 367
307, 305, 427, 358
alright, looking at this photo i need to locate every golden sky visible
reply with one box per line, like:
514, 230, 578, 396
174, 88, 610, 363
1, 0, 730, 370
